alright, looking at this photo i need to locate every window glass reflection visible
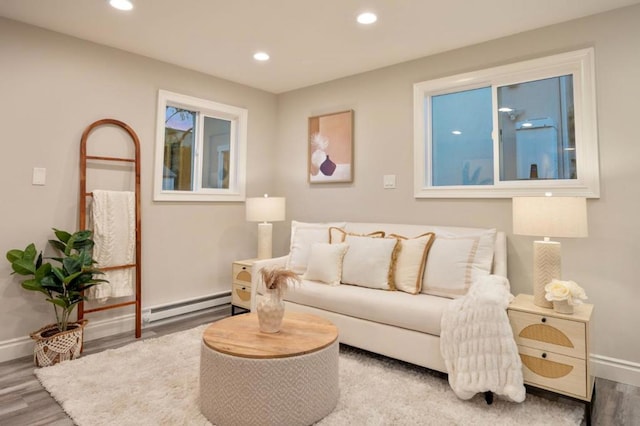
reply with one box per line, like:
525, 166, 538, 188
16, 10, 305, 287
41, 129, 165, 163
431, 87, 494, 186
163, 107, 195, 191
202, 117, 231, 189
498, 76, 576, 181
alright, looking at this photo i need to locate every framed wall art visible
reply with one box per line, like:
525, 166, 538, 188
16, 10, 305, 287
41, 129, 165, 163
308, 110, 353, 183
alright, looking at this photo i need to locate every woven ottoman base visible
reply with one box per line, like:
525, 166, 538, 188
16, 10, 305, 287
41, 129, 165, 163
200, 338, 339, 426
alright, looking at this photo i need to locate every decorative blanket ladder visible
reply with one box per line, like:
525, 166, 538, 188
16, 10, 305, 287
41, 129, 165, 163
78, 119, 142, 338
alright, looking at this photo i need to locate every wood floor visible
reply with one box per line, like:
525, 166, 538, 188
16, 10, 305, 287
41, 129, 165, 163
0, 305, 638, 426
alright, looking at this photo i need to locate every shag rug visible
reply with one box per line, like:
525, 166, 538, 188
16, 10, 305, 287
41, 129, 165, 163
36, 325, 584, 426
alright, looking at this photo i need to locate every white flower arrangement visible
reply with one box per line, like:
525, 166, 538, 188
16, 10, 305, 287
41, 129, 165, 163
311, 132, 329, 151
544, 279, 588, 306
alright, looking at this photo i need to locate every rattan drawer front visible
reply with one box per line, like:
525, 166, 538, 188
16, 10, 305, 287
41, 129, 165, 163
509, 310, 585, 359
233, 263, 252, 284
518, 345, 587, 399
232, 283, 252, 309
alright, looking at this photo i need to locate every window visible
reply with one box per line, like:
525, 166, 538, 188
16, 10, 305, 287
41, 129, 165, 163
154, 90, 247, 201
413, 48, 599, 198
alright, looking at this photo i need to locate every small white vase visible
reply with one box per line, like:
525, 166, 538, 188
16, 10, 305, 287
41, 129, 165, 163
257, 289, 285, 333
553, 299, 574, 314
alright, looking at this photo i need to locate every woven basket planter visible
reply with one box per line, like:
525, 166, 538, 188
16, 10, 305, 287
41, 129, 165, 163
30, 319, 88, 367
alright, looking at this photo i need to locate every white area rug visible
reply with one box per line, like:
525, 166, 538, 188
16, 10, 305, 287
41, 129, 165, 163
36, 325, 584, 426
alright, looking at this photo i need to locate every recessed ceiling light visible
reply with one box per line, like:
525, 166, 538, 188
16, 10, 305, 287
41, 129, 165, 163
357, 12, 377, 25
253, 52, 270, 61
451, 130, 462, 135
522, 122, 533, 127
109, 0, 133, 11
498, 107, 514, 112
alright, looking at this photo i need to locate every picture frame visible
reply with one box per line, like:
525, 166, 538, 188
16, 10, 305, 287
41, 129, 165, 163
308, 110, 353, 183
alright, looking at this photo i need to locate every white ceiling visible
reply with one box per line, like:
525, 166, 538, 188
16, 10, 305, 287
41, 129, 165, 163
1, 0, 639, 94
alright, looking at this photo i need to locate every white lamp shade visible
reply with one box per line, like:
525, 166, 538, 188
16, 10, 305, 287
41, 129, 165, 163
512, 196, 588, 238
246, 196, 286, 222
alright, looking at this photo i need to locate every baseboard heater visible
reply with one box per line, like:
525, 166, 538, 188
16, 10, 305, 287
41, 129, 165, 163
143, 291, 231, 324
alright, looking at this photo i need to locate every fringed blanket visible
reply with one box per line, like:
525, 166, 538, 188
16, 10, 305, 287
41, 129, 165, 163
440, 275, 525, 402
88, 190, 136, 301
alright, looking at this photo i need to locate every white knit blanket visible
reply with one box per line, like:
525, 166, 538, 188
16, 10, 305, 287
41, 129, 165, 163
440, 275, 525, 402
88, 190, 136, 301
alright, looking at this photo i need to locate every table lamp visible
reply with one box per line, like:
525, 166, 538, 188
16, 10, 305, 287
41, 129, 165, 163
246, 194, 286, 259
512, 195, 588, 308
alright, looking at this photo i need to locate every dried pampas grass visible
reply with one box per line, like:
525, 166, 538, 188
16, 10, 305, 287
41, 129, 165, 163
260, 267, 301, 298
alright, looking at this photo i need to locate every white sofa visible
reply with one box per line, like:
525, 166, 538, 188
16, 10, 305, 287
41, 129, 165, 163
250, 222, 506, 374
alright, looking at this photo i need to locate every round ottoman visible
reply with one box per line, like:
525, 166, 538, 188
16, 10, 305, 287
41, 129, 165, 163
200, 312, 339, 426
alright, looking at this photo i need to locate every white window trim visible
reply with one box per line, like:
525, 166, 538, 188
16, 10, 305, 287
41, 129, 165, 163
154, 90, 248, 202
413, 48, 600, 198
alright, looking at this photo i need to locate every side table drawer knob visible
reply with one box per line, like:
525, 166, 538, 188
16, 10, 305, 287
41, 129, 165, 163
541, 317, 547, 323
542, 352, 547, 359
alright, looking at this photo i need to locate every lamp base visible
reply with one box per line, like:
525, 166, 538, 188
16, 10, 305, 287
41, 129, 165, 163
532, 240, 561, 308
257, 222, 273, 259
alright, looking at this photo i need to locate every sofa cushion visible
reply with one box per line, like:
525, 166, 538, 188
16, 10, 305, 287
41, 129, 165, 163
301, 243, 349, 286
286, 221, 346, 274
389, 232, 435, 294
422, 228, 496, 298
284, 279, 451, 336
341, 235, 398, 290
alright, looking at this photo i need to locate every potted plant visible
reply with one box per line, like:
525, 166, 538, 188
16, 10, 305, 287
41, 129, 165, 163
6, 228, 107, 366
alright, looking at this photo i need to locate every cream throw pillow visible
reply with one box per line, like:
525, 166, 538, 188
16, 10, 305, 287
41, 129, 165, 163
341, 235, 398, 290
422, 229, 496, 298
286, 221, 346, 274
302, 243, 349, 286
389, 232, 435, 295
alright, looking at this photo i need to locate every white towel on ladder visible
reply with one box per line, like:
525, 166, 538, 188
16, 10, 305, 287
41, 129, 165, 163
88, 190, 136, 301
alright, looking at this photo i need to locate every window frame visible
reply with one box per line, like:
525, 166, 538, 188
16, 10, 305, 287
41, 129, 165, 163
153, 90, 248, 202
413, 48, 599, 198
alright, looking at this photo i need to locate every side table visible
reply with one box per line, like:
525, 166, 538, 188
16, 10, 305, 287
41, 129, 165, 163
508, 293, 595, 425
231, 258, 256, 315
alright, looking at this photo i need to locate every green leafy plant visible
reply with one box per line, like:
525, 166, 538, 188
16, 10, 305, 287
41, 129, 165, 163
6, 229, 107, 333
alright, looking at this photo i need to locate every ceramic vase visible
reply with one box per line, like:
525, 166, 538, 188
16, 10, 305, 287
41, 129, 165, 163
257, 289, 285, 333
320, 155, 337, 176
553, 299, 574, 314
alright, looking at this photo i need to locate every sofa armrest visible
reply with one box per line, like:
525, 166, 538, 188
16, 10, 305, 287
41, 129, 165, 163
250, 255, 289, 311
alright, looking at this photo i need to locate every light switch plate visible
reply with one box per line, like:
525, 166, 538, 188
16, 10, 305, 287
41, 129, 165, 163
383, 174, 396, 189
32, 167, 46, 185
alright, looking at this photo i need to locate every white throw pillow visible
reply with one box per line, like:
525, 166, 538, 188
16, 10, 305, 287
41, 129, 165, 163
389, 233, 435, 295
286, 221, 346, 274
422, 229, 496, 298
341, 235, 398, 290
302, 243, 349, 286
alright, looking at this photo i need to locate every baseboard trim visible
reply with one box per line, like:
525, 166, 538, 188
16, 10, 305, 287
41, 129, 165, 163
591, 353, 640, 387
0, 314, 138, 363
0, 302, 232, 364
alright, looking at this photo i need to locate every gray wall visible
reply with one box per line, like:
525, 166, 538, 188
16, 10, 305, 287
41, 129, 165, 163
275, 5, 640, 383
0, 18, 277, 344
2, 4, 639, 385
